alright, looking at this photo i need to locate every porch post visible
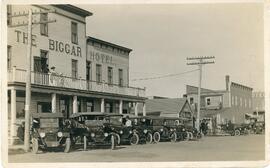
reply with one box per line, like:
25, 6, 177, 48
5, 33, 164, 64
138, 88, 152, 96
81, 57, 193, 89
10, 88, 17, 145
119, 100, 123, 114
73, 95, 78, 114
134, 102, 138, 116
51, 93, 56, 113
143, 102, 146, 116
101, 98, 105, 113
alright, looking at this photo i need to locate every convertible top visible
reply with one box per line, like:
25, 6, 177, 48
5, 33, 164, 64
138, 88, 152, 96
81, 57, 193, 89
32, 112, 63, 118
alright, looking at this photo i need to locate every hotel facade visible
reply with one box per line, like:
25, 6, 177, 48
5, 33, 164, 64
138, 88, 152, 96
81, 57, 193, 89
7, 5, 146, 144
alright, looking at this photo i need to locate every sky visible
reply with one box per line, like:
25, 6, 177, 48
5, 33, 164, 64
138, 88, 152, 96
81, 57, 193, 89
77, 3, 264, 98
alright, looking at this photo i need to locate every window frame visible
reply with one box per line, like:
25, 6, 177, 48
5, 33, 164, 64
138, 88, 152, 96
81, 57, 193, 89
7, 45, 11, 69
40, 13, 48, 36
108, 66, 113, 85
118, 69, 123, 86
96, 64, 102, 83
71, 59, 78, 79
71, 21, 78, 44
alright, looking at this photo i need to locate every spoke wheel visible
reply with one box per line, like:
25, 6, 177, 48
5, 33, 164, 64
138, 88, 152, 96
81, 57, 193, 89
130, 133, 139, 145
32, 138, 39, 154
111, 135, 116, 150
64, 138, 71, 153
170, 132, 177, 142
153, 132, 160, 143
235, 130, 241, 136
115, 133, 121, 145
146, 133, 153, 144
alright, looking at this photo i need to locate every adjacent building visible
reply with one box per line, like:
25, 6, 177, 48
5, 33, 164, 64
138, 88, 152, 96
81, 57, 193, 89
252, 91, 265, 122
7, 4, 146, 145
185, 75, 253, 124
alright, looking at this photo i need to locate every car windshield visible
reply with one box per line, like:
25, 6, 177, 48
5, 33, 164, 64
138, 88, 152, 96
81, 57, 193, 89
108, 116, 122, 125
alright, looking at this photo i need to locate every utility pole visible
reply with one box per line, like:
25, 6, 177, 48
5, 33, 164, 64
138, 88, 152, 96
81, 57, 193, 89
187, 56, 215, 132
9, 7, 56, 152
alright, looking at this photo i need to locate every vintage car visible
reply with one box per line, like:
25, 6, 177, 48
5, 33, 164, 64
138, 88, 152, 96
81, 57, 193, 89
128, 115, 153, 144
252, 121, 265, 134
146, 117, 179, 143
69, 112, 117, 151
234, 124, 251, 136
31, 113, 71, 154
104, 114, 140, 145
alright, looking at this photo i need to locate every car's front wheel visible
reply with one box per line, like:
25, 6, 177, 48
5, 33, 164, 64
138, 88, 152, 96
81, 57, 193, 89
31, 138, 39, 154
115, 133, 121, 145
146, 132, 152, 144
153, 132, 160, 143
130, 133, 139, 145
170, 132, 177, 142
234, 130, 241, 136
64, 138, 71, 153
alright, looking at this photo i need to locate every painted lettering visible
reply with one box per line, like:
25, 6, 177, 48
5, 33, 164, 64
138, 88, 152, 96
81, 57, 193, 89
59, 42, 64, 52
71, 46, 76, 56
65, 44, 70, 54
77, 47, 81, 57
49, 39, 55, 50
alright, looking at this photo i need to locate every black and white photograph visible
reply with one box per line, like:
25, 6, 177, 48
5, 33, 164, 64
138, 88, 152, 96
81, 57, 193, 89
1, 0, 269, 167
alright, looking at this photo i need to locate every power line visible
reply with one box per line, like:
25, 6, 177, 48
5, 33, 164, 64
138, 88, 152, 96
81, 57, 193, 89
131, 69, 199, 81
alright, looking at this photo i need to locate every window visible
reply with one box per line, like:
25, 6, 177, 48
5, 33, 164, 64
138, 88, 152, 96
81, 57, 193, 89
86, 101, 94, 112
231, 96, 234, 106
7, 45, 11, 69
105, 102, 113, 113
249, 99, 252, 108
240, 97, 242, 107
72, 59, 78, 78
37, 102, 52, 113
7, 5, 12, 26
108, 67, 113, 85
34, 50, 48, 73
207, 98, 211, 105
244, 99, 247, 108
190, 97, 194, 105
96, 64, 102, 82
86, 61, 91, 80
40, 13, 48, 36
71, 22, 78, 44
118, 69, 123, 86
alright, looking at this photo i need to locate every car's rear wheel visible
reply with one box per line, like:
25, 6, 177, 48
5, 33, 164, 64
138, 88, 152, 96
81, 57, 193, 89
189, 132, 193, 140
153, 132, 160, 143
146, 133, 152, 144
170, 132, 177, 142
31, 138, 39, 154
130, 133, 139, 145
234, 130, 241, 136
185, 132, 190, 141
64, 138, 71, 153
83, 136, 87, 151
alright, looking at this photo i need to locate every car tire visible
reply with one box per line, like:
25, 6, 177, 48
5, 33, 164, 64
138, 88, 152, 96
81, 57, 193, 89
130, 133, 139, 145
185, 132, 190, 141
83, 136, 87, 151
111, 135, 116, 150
64, 138, 71, 153
146, 133, 153, 144
115, 133, 121, 145
153, 132, 161, 143
32, 138, 39, 154
170, 132, 177, 142
234, 130, 241, 136
189, 132, 194, 140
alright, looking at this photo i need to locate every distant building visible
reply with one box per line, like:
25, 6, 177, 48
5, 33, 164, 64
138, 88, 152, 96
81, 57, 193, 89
252, 92, 265, 122
185, 75, 253, 124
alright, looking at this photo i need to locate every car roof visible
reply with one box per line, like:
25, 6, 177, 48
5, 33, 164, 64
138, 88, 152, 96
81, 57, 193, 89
32, 113, 64, 118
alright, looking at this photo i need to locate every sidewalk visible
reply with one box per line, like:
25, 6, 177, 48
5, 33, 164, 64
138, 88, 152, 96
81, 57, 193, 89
8, 145, 26, 155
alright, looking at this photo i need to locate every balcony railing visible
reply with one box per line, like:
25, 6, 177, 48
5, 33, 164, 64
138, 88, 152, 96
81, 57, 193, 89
8, 68, 146, 98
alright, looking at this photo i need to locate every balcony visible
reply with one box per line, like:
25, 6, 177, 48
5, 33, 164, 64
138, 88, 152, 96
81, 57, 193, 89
8, 68, 146, 98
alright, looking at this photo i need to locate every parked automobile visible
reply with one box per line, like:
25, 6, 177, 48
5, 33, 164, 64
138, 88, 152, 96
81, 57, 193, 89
104, 114, 140, 145
30, 113, 71, 154
128, 115, 153, 144
234, 124, 251, 136
69, 112, 117, 151
252, 121, 265, 134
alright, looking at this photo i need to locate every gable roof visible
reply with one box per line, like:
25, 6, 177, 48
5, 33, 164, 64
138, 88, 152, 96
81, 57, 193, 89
139, 98, 192, 115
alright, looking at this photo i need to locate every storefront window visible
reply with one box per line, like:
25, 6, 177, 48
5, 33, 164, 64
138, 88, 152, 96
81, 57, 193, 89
37, 102, 52, 113
86, 101, 93, 112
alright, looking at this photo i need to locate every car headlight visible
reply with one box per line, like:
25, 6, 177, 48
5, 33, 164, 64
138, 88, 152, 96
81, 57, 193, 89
129, 130, 132, 134
143, 129, 147, 134
239, 128, 241, 130
160, 128, 163, 132
182, 128, 185, 131
170, 128, 173, 131
91, 133, 95, 137
57, 132, 63, 137
174, 128, 176, 131
40, 132, 46, 138
244, 128, 246, 130
120, 130, 123, 134
104, 133, 109, 137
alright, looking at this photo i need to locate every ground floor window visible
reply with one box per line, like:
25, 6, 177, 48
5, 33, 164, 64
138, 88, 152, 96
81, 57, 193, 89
105, 102, 113, 113
86, 101, 94, 112
37, 102, 51, 113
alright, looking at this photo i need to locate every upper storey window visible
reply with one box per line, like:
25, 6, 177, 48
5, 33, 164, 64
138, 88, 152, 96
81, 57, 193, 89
40, 13, 48, 36
7, 5, 12, 26
71, 22, 78, 44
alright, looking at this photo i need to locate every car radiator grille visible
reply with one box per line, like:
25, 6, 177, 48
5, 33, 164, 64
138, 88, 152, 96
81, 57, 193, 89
45, 133, 57, 141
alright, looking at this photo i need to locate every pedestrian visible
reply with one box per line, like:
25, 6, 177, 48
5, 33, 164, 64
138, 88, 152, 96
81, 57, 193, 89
125, 116, 132, 127
17, 121, 25, 141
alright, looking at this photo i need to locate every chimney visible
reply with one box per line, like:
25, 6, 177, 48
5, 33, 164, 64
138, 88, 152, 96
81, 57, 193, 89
225, 75, 230, 91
